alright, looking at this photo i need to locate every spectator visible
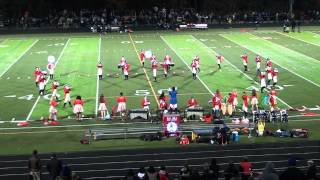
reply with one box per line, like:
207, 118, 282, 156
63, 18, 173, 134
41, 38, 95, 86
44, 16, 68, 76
28, 150, 41, 180
280, 157, 306, 180
146, 166, 157, 180
258, 162, 279, 180
158, 166, 169, 180
135, 167, 148, 180
46, 153, 63, 180
124, 169, 135, 180
306, 160, 318, 180
180, 164, 191, 180
209, 158, 220, 180
224, 161, 239, 180
239, 157, 253, 180
60, 164, 72, 180
190, 170, 200, 180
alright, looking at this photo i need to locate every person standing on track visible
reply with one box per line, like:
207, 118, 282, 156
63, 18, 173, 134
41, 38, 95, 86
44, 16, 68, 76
28, 150, 41, 180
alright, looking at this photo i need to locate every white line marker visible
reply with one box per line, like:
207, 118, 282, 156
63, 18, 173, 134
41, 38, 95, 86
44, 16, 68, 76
95, 36, 102, 116
26, 38, 70, 121
4, 95, 16, 98
283, 84, 294, 87
191, 35, 293, 109
6, 77, 10, 80
27, 76, 31, 79
17, 77, 20, 79
160, 36, 214, 96
0, 39, 39, 78
275, 31, 320, 47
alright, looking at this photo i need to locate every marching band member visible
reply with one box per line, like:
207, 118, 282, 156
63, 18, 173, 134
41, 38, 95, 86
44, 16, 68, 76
260, 71, 267, 93
251, 89, 258, 111
269, 94, 277, 112
242, 91, 249, 118
209, 90, 222, 119
266, 58, 273, 68
47, 62, 55, 80
99, 94, 107, 119
191, 59, 197, 80
34, 67, 42, 87
232, 89, 238, 111
227, 93, 235, 116
194, 56, 200, 73
151, 58, 158, 82
141, 96, 150, 110
117, 92, 127, 113
49, 100, 58, 121
150, 54, 156, 61
216, 54, 224, 69
164, 54, 172, 71
47, 55, 56, 80
118, 56, 126, 73
97, 62, 103, 80
63, 84, 72, 108
38, 72, 47, 96
162, 60, 169, 78
266, 66, 273, 86
272, 68, 278, 86
255, 55, 262, 72
241, 53, 249, 72
140, 49, 145, 67
73, 95, 84, 121
123, 62, 130, 80
51, 80, 60, 101
187, 96, 198, 108
159, 91, 168, 111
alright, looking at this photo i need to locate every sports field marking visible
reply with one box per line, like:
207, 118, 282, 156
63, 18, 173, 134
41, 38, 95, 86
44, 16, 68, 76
0, 38, 8, 45
275, 31, 320, 47
160, 36, 214, 96
26, 38, 71, 121
128, 33, 160, 107
95, 36, 102, 116
191, 35, 293, 109
222, 33, 320, 88
0, 39, 39, 78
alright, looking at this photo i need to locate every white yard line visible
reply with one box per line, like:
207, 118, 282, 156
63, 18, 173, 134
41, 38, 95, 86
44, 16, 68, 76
95, 36, 102, 116
191, 35, 293, 109
0, 39, 39, 78
160, 36, 214, 96
0, 38, 8, 44
275, 31, 320, 47
26, 38, 71, 121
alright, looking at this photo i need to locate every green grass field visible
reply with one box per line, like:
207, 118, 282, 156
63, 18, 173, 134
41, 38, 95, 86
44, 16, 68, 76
0, 27, 319, 154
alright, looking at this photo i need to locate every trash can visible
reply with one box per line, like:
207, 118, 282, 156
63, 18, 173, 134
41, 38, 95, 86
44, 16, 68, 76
232, 131, 239, 143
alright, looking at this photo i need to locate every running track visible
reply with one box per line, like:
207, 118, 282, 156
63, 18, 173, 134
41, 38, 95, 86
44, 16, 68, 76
0, 140, 319, 179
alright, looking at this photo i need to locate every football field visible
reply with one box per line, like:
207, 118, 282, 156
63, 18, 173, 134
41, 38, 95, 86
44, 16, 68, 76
0, 27, 320, 154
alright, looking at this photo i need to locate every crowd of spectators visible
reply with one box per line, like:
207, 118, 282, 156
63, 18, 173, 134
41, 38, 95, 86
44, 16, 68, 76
28, 150, 81, 180
123, 157, 318, 180
1, 7, 320, 30
26, 149, 319, 180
